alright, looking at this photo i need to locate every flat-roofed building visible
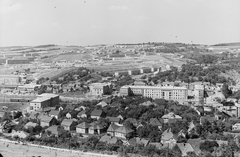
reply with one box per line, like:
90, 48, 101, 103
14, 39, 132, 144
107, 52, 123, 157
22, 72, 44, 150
89, 83, 112, 96
0, 75, 21, 85
29, 93, 59, 111
120, 85, 188, 103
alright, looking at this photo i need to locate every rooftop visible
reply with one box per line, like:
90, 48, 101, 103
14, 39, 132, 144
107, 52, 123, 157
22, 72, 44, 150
121, 85, 187, 90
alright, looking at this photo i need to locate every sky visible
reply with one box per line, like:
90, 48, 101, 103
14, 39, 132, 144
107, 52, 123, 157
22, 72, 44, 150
0, 0, 240, 46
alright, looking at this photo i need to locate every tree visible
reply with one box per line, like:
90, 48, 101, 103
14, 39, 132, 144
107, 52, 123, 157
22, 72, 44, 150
200, 140, 219, 153
221, 84, 232, 98
128, 87, 134, 96
234, 90, 240, 103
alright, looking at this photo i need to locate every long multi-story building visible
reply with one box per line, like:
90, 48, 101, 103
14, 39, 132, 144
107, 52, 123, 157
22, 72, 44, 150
89, 83, 112, 96
0, 75, 21, 85
120, 85, 188, 103
29, 93, 59, 111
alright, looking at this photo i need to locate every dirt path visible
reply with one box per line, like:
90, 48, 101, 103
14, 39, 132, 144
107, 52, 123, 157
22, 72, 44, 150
0, 138, 117, 157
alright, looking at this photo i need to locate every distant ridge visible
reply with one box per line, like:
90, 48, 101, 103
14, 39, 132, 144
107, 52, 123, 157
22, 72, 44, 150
212, 42, 240, 47
33, 44, 56, 48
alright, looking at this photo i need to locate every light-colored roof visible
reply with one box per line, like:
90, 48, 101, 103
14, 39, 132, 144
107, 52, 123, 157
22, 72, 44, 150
187, 138, 203, 155
162, 112, 182, 119
121, 85, 187, 90
38, 93, 59, 98
76, 122, 90, 129
40, 115, 53, 123
24, 122, 37, 128
161, 128, 177, 141
176, 143, 194, 156
31, 97, 50, 103
91, 109, 103, 116
149, 118, 162, 126
107, 123, 119, 132
61, 119, 74, 127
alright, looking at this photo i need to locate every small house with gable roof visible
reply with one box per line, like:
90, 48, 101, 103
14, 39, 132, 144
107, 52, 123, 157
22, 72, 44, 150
76, 122, 90, 134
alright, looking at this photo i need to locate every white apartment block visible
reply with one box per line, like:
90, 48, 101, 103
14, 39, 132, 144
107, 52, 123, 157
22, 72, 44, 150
120, 85, 188, 103
89, 83, 112, 96
0, 75, 21, 85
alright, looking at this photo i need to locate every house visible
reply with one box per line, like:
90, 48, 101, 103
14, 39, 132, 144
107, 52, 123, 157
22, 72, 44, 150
11, 131, 29, 139
162, 112, 182, 123
100, 135, 122, 145
176, 143, 195, 156
149, 142, 166, 150
117, 115, 124, 120
115, 125, 133, 139
45, 125, 63, 136
149, 118, 162, 129
102, 98, 112, 104
89, 124, 105, 135
96, 101, 108, 108
76, 122, 90, 134
65, 104, 75, 111
77, 110, 87, 118
66, 112, 72, 119
187, 138, 203, 156
110, 102, 122, 108
107, 123, 119, 136
161, 128, 177, 149
39, 115, 57, 127
200, 115, 216, 125
61, 119, 77, 131
24, 122, 37, 129
232, 123, 240, 131
91, 109, 104, 119
49, 110, 60, 119
106, 117, 121, 124
129, 137, 150, 147
188, 121, 196, 133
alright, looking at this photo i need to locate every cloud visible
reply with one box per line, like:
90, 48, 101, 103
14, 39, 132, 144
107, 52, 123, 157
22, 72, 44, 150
134, 16, 149, 20
0, 1, 22, 14
109, 5, 129, 11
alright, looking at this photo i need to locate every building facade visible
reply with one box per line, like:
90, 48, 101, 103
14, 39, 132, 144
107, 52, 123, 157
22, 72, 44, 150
120, 85, 188, 103
89, 83, 112, 95
0, 75, 21, 85
29, 93, 59, 111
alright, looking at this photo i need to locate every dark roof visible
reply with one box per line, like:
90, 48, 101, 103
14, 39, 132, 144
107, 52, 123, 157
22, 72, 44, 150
187, 138, 203, 155
91, 109, 103, 116
77, 110, 86, 117
149, 118, 162, 126
65, 104, 75, 110
102, 98, 112, 104
89, 124, 104, 130
45, 125, 61, 135
49, 110, 60, 116
107, 123, 119, 132
200, 116, 216, 123
115, 125, 133, 134
129, 137, 150, 146
76, 122, 90, 129
106, 117, 120, 123
99, 135, 119, 144
110, 102, 122, 107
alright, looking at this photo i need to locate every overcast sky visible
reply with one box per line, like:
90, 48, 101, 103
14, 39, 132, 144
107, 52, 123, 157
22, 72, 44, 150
0, 0, 240, 46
